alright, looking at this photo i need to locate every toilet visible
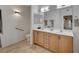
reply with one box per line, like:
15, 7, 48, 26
25, 34, 36, 48
25, 34, 30, 44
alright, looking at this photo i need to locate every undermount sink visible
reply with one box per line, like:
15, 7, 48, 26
41, 28, 53, 31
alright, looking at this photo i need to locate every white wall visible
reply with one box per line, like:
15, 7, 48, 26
0, 5, 31, 47
72, 5, 79, 52
30, 5, 35, 45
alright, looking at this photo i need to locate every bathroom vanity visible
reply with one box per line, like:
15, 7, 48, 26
32, 5, 74, 53
33, 29, 73, 53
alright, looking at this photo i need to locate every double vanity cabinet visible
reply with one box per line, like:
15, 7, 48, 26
33, 29, 73, 53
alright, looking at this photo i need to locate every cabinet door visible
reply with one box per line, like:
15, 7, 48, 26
59, 35, 73, 53
43, 32, 48, 48
33, 30, 38, 44
48, 33, 59, 52
37, 31, 44, 46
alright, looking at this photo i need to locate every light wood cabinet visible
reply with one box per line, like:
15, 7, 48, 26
59, 35, 73, 53
37, 31, 44, 46
48, 33, 59, 52
43, 32, 48, 48
33, 30, 73, 53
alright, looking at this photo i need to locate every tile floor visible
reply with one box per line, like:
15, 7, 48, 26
0, 40, 51, 53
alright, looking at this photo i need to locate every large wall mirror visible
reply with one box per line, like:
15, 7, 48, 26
64, 15, 72, 30
33, 5, 73, 30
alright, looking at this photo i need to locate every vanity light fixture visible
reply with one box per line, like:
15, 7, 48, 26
14, 9, 20, 14
14, 9, 21, 16
15, 11, 20, 14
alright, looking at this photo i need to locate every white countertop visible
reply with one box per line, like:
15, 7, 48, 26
33, 28, 73, 37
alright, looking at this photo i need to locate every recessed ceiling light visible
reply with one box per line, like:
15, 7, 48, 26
40, 6, 50, 12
